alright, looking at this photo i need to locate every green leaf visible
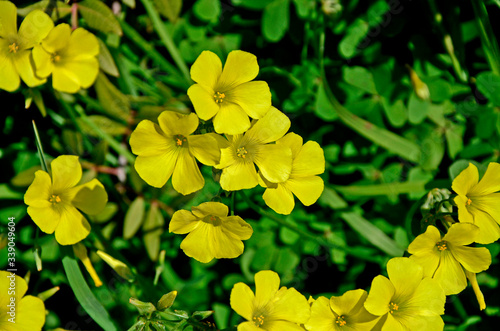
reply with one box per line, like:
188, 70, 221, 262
262, 0, 290, 42
343, 66, 377, 94
154, 0, 182, 22
78, 0, 123, 35
124, 197, 146, 239
0, 184, 23, 200
340, 212, 405, 257
319, 186, 348, 209
78, 115, 128, 137
381, 98, 408, 128
408, 92, 430, 124
445, 122, 464, 158
232, 0, 273, 10
62, 252, 118, 331
338, 19, 369, 59
97, 38, 119, 77
335, 181, 428, 198
314, 81, 338, 121
449, 160, 473, 180
143, 204, 164, 261
11, 165, 41, 187
18, 0, 72, 20
419, 129, 445, 171
476, 72, 500, 106
94, 73, 130, 121
426, 79, 452, 103
193, 0, 221, 21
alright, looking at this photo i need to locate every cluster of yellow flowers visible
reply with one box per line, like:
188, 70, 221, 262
0, 1, 99, 93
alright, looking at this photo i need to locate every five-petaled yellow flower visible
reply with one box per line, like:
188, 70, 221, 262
129, 111, 221, 195
169, 202, 253, 263
408, 223, 491, 295
0, 1, 53, 91
305, 289, 377, 331
230, 270, 311, 330
452, 162, 500, 244
0, 271, 46, 330
24, 155, 108, 245
260, 132, 325, 215
187, 50, 272, 135
216, 107, 292, 191
33, 23, 99, 93
364, 257, 445, 331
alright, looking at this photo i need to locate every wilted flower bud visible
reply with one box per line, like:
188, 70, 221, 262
406, 64, 430, 101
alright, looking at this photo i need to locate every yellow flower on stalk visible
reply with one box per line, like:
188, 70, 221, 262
187, 50, 272, 135
260, 133, 325, 215
305, 290, 378, 331
216, 107, 292, 191
32, 23, 99, 93
0, 270, 45, 330
230, 270, 310, 330
452, 162, 500, 243
0, 1, 53, 91
129, 111, 221, 195
364, 257, 445, 331
169, 202, 253, 263
408, 223, 491, 295
24, 155, 108, 245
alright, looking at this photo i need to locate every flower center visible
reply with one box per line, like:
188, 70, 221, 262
252, 314, 265, 327
335, 315, 347, 327
49, 194, 61, 204
236, 147, 248, 159
436, 240, 447, 251
214, 91, 226, 103
173, 134, 187, 147
466, 197, 472, 206
8, 42, 19, 53
51, 53, 61, 62
389, 302, 399, 314
202, 215, 221, 226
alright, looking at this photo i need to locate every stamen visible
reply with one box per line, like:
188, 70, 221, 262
236, 147, 248, 159
466, 198, 472, 206
214, 91, 226, 104
335, 315, 347, 326
252, 314, 265, 327
51, 53, 61, 62
49, 194, 61, 204
8, 43, 19, 53
436, 240, 447, 251
389, 302, 399, 314
174, 135, 187, 146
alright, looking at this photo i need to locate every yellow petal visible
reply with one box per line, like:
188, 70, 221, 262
216, 140, 238, 169
65, 27, 99, 59
451, 245, 491, 274
263, 184, 295, 215
158, 111, 199, 137
465, 270, 486, 310
254, 270, 280, 310
60, 58, 99, 89
213, 102, 251, 135
382, 313, 406, 331
222, 216, 253, 240
187, 134, 221, 166
190, 50, 222, 90
180, 222, 214, 263
386, 257, 423, 300
408, 225, 442, 255
451, 163, 478, 196
433, 251, 467, 295
8, 295, 45, 331
130, 120, 170, 156
52, 66, 81, 93
192, 202, 229, 218
305, 296, 335, 331
211, 225, 244, 259
245, 107, 290, 144
18, 9, 53, 49
0, 48, 20, 92
41, 23, 71, 53
220, 161, 258, 191
0, 271, 28, 303
169, 210, 200, 234
471, 193, 500, 225
277, 133, 303, 159
0, 1, 17, 38
292, 141, 325, 177
330, 289, 368, 316
409, 253, 440, 279
218, 50, 259, 90
406, 277, 445, 315
253, 144, 292, 183
54, 205, 91, 245
285, 176, 324, 207
230, 282, 255, 321
455, 196, 474, 223
171, 148, 204, 195
187, 84, 220, 120
51, 155, 81, 192
65, 179, 108, 215
24, 170, 52, 208
32, 45, 54, 78
469, 205, 500, 244
73, 242, 103, 287
228, 81, 271, 119
27, 205, 61, 234
13, 49, 46, 87
265, 320, 308, 331
364, 275, 394, 316
443, 222, 478, 245
470, 162, 500, 196
237, 322, 261, 331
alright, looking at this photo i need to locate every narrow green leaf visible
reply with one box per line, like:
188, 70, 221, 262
143, 204, 164, 261
18, 1, 72, 19
11, 165, 41, 187
78, 0, 123, 36
476, 72, 500, 106
319, 186, 348, 209
78, 115, 128, 137
62, 253, 118, 331
262, 0, 290, 42
334, 181, 428, 198
124, 197, 146, 239
232, 0, 274, 10
340, 212, 405, 257
94, 73, 130, 121
155, 0, 182, 22
0, 184, 23, 200
97, 38, 119, 77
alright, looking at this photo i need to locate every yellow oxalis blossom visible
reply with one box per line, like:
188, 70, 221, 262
216, 107, 292, 191
33, 23, 99, 93
260, 132, 325, 215
24, 155, 108, 245
364, 257, 445, 331
230, 270, 310, 330
305, 290, 378, 331
187, 50, 272, 135
452, 162, 500, 244
169, 202, 253, 263
129, 111, 220, 195
0, 271, 45, 330
408, 223, 491, 295
0, 1, 53, 91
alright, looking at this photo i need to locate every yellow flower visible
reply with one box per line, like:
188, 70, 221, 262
408, 223, 491, 295
187, 50, 272, 135
32, 23, 99, 93
0, 270, 45, 330
169, 202, 253, 263
230, 270, 310, 330
305, 290, 378, 331
129, 111, 221, 195
452, 162, 500, 243
216, 107, 292, 191
364, 257, 445, 331
260, 133, 325, 215
24, 155, 108, 245
0, 1, 53, 91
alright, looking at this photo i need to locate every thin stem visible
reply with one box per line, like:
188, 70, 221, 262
32, 120, 49, 172
471, 0, 500, 76
139, 0, 192, 85
230, 191, 236, 216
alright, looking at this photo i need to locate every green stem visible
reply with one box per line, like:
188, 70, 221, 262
239, 191, 374, 262
57, 93, 93, 151
452, 296, 468, 322
471, 0, 500, 76
139, 0, 192, 85
32, 120, 49, 172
